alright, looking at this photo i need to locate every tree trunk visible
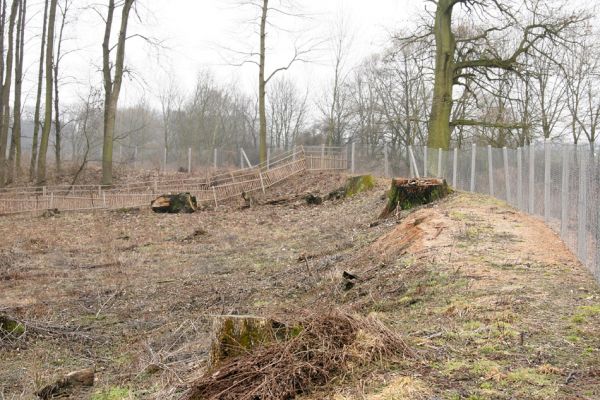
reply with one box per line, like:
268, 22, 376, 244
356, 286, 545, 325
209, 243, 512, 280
53, 0, 68, 176
36, 0, 58, 186
7, 0, 25, 183
101, 0, 135, 186
0, 0, 19, 187
427, 0, 455, 150
29, 0, 48, 181
258, 0, 268, 164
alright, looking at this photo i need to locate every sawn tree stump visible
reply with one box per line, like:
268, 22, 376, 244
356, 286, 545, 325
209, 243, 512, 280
151, 193, 198, 213
379, 178, 450, 219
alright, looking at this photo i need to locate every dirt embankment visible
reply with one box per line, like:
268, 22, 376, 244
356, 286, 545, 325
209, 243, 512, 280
0, 172, 599, 400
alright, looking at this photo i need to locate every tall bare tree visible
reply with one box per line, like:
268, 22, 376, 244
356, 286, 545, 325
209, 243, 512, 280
6, 0, 25, 183
53, 0, 71, 175
0, 0, 19, 186
101, 0, 135, 186
36, 0, 58, 185
29, 0, 49, 181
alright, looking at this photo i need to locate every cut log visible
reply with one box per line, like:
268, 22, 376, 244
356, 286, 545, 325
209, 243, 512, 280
379, 178, 450, 219
36, 368, 95, 399
209, 315, 297, 369
151, 193, 197, 213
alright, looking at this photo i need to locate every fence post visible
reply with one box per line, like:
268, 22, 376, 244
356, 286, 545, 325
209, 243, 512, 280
423, 146, 428, 177
259, 172, 266, 193
470, 143, 476, 192
212, 186, 218, 208
240, 148, 244, 168
529, 144, 535, 214
351, 142, 355, 174
408, 146, 420, 178
98, 185, 102, 198
119, 145, 123, 163
517, 147, 523, 210
133, 146, 138, 169
188, 148, 192, 174
577, 148, 588, 261
560, 144, 569, 238
267, 148, 271, 170
214, 148, 218, 169
437, 147, 442, 178
321, 144, 325, 169
384, 143, 389, 178
163, 147, 167, 174
103, 192, 107, 208
503, 147, 510, 204
452, 147, 458, 188
43, 186, 46, 197
544, 141, 551, 222
488, 145, 494, 196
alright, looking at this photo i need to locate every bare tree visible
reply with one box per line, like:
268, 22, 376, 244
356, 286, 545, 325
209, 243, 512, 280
267, 76, 307, 150
0, 0, 20, 186
101, 0, 135, 186
29, 0, 49, 181
6, 0, 24, 183
36, 0, 58, 185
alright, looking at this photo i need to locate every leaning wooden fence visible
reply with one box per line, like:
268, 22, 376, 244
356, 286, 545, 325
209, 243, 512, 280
0, 147, 316, 215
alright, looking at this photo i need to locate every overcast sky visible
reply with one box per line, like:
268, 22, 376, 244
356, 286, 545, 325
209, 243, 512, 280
28, 0, 423, 108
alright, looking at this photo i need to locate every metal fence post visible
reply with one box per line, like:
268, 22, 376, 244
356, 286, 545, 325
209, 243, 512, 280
267, 148, 271, 170
577, 148, 588, 261
544, 141, 551, 222
560, 144, 569, 238
240, 148, 244, 168
214, 148, 218, 169
437, 147, 442, 178
470, 143, 476, 192
119, 145, 123, 163
351, 142, 355, 174
163, 147, 167, 173
408, 146, 420, 178
423, 146, 428, 177
384, 143, 389, 178
517, 147, 523, 210
452, 147, 458, 188
488, 145, 494, 196
134, 146, 138, 169
321, 144, 325, 169
528, 144, 535, 214
503, 147, 510, 204
188, 148, 192, 174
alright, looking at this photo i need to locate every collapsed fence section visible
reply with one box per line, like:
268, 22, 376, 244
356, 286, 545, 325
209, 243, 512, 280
0, 147, 308, 215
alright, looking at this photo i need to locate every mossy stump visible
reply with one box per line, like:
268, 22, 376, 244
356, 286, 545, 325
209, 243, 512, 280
379, 178, 450, 219
151, 193, 197, 213
209, 315, 296, 369
0, 315, 25, 337
327, 175, 375, 200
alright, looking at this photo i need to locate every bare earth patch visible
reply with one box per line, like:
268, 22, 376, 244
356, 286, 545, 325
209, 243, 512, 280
1, 172, 598, 400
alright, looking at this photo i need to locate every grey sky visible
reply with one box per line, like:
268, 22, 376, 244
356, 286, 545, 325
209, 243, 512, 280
45, 0, 423, 107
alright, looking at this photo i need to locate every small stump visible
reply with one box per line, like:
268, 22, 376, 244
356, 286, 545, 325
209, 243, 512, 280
379, 178, 450, 219
209, 315, 296, 369
151, 193, 197, 213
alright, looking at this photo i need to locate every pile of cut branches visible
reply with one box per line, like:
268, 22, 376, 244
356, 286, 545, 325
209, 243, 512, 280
182, 310, 413, 400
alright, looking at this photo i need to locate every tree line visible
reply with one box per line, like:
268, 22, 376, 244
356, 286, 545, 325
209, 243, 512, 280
0, 0, 593, 187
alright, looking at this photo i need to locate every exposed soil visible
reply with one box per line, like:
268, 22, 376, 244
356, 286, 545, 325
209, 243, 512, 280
0, 171, 599, 400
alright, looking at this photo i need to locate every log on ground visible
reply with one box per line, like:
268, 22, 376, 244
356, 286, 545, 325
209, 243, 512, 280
379, 178, 450, 219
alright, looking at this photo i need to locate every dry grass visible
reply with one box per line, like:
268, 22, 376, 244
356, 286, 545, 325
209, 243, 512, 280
0, 172, 599, 399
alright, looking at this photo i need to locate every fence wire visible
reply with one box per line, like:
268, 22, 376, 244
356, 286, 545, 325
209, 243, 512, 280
350, 142, 599, 283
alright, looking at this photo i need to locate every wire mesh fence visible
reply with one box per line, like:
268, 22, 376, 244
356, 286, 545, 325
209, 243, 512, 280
349, 142, 599, 284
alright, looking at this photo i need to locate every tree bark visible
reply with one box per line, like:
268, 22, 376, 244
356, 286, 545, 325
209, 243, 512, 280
36, 0, 58, 185
29, 0, 48, 181
0, 0, 20, 187
101, 0, 135, 186
427, 0, 455, 150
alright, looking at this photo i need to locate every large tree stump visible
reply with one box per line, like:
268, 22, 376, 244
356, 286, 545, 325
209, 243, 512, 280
151, 193, 197, 213
379, 178, 450, 219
